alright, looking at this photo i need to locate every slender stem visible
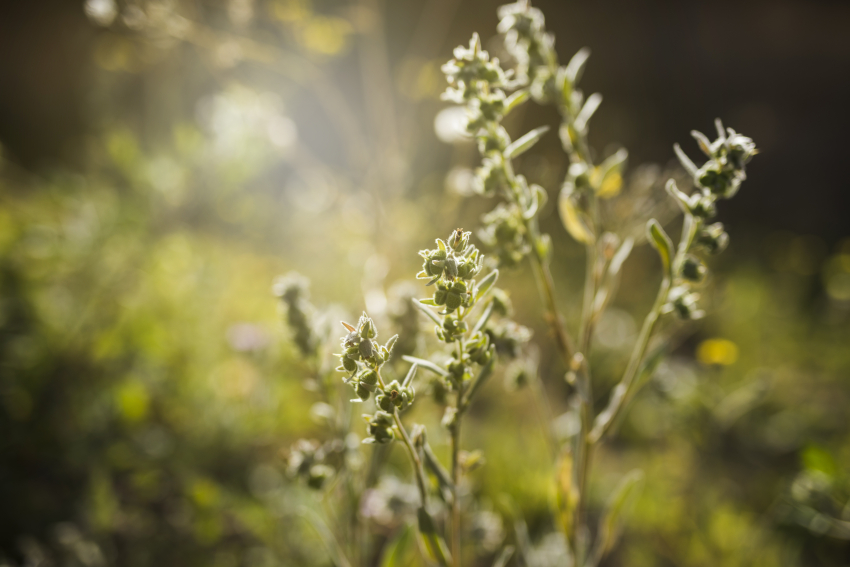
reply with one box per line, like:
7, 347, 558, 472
393, 410, 429, 505
527, 236, 575, 363
589, 214, 701, 443
375, 369, 429, 507
500, 152, 576, 365
451, 339, 465, 567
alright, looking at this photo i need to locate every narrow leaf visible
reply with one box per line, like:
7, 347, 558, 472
609, 237, 634, 276
646, 219, 674, 278
419, 298, 438, 306
523, 184, 540, 219
475, 269, 499, 301
565, 47, 591, 85
402, 355, 449, 378
714, 118, 726, 142
504, 89, 530, 115
504, 126, 550, 159
413, 298, 443, 326
665, 179, 691, 214
402, 363, 418, 388
575, 92, 602, 132
471, 301, 495, 335
384, 334, 398, 355
673, 143, 699, 178
691, 130, 712, 156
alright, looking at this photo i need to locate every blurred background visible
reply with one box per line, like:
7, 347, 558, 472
0, 0, 849, 565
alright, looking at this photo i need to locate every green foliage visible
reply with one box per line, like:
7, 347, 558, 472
0, 1, 848, 567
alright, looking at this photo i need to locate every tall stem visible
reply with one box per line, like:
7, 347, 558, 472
589, 214, 701, 444
451, 338, 465, 567
375, 369, 429, 506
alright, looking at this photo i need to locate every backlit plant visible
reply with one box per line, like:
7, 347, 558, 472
276, 1, 756, 565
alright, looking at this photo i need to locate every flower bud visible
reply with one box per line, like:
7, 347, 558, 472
689, 195, 717, 219
434, 288, 448, 306
665, 286, 705, 320
359, 339, 375, 360
696, 222, 729, 255
341, 355, 357, 373
359, 369, 378, 386
376, 394, 394, 413
356, 382, 372, 401
681, 255, 707, 283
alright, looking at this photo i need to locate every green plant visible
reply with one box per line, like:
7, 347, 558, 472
439, 1, 757, 565
276, 2, 757, 566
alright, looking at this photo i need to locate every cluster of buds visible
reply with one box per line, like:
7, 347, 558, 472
335, 313, 414, 444
485, 319, 532, 360
336, 313, 397, 401
286, 439, 343, 489
479, 204, 530, 267
497, 0, 557, 102
376, 380, 415, 413
418, 229, 484, 314
362, 411, 395, 445
660, 121, 757, 320
272, 272, 317, 358
672, 120, 757, 219
442, 15, 558, 272
441, 33, 511, 133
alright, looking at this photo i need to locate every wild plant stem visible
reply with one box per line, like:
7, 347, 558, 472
528, 233, 575, 364
451, 338, 465, 567
375, 369, 429, 508
589, 213, 700, 443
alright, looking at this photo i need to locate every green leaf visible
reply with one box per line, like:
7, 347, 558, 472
574, 92, 602, 132
504, 89, 530, 115
565, 47, 591, 85
593, 470, 644, 562
419, 298, 438, 306
401, 363, 418, 388
691, 129, 712, 156
402, 355, 449, 378
673, 143, 699, 178
413, 298, 443, 326
558, 184, 594, 244
664, 179, 692, 214
475, 269, 499, 301
384, 334, 398, 355
471, 301, 495, 335
646, 219, 674, 278
609, 237, 634, 276
504, 126, 549, 159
